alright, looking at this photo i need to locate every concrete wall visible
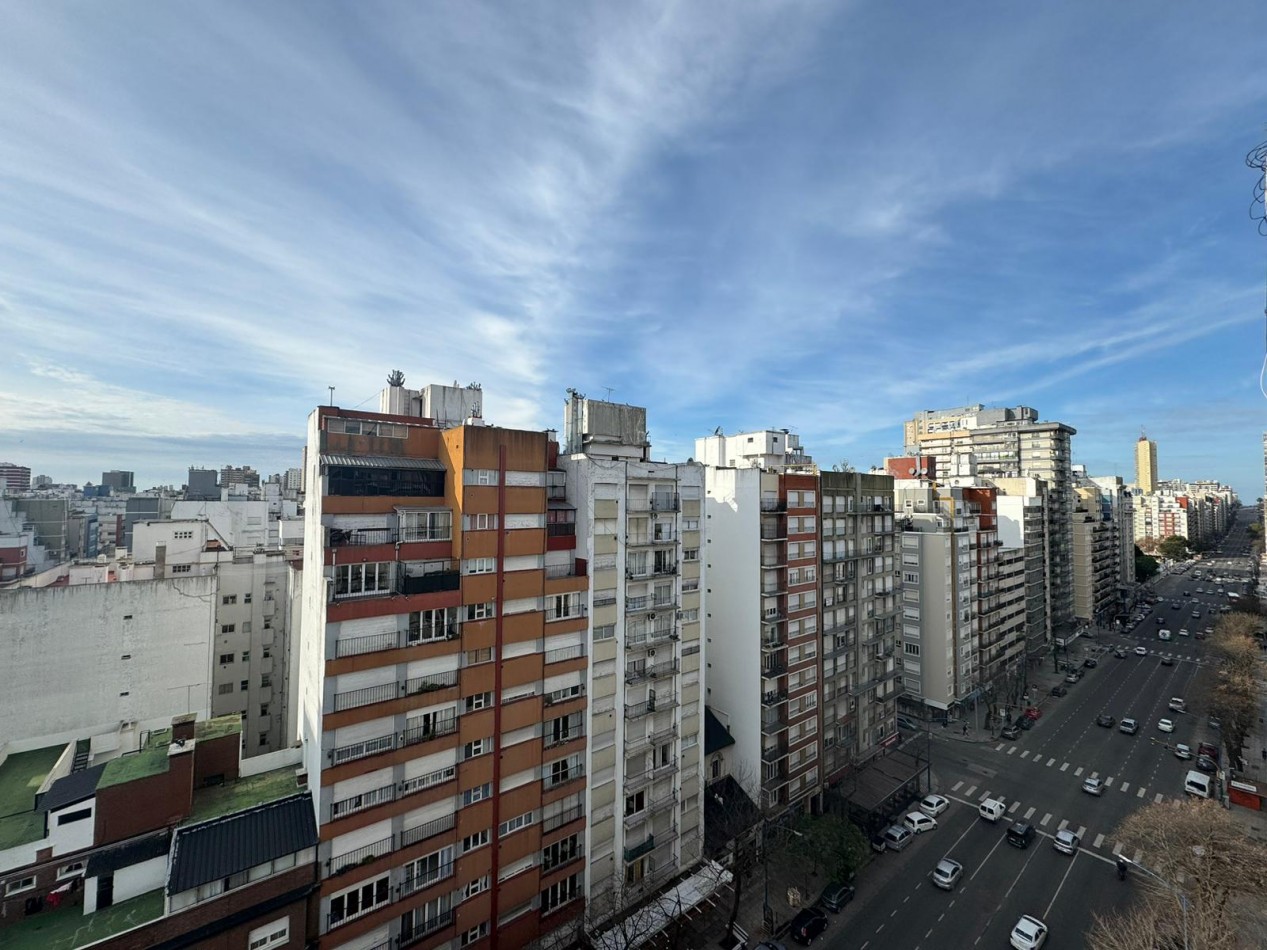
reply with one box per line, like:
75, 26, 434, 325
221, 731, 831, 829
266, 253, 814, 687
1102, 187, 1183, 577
0, 576, 215, 746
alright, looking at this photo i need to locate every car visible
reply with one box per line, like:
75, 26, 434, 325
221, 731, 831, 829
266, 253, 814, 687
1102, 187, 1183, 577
1083, 657, 1098, 668
1179, 629, 1190, 637
896, 714, 919, 731
1183, 590, 1190, 596
756, 943, 788, 950
869, 832, 887, 853
1006, 821, 1036, 848
788, 907, 829, 945
1161, 655, 1175, 666
1023, 707, 1042, 720
818, 881, 855, 912
1196, 755, 1218, 774
919, 794, 950, 817
1018, 715, 1034, 730
1159, 629, 1172, 641
904, 812, 938, 834
1050, 684, 1068, 696
882, 824, 913, 851
1114, 648, 1127, 658
1082, 777, 1104, 796
1174, 744, 1193, 760
1135, 646, 1148, 656
1169, 697, 1187, 713
1053, 828, 1080, 855
1010, 914, 1049, 950
1095, 714, 1116, 728
1156, 617, 1165, 624
1064, 672, 1079, 684
1196, 629, 1207, 640
930, 857, 964, 890
1001, 724, 1021, 740
1119, 718, 1138, 734
1198, 742, 1221, 762
1158, 719, 1175, 733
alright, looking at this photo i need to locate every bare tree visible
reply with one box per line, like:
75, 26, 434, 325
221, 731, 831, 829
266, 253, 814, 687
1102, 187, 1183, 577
1088, 799, 1267, 950
1206, 614, 1264, 766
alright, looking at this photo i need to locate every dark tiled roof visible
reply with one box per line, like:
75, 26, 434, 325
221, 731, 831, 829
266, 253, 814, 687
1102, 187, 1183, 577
704, 707, 736, 755
320, 453, 445, 470
168, 793, 316, 895
39, 764, 106, 813
86, 831, 171, 877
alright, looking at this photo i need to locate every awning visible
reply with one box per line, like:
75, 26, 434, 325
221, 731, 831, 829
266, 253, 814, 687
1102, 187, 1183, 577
321, 454, 445, 470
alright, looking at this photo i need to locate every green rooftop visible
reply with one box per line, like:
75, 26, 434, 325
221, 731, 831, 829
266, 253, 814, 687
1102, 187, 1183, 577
3, 887, 164, 950
188, 767, 303, 824
0, 745, 64, 850
194, 714, 243, 743
97, 729, 172, 790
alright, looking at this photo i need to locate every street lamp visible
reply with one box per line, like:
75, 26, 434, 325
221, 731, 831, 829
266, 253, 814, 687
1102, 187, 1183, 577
1121, 856, 1189, 950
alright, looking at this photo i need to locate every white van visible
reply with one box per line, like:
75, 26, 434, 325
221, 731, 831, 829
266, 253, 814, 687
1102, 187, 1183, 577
978, 798, 1006, 822
1158, 629, 1172, 641
1184, 770, 1212, 799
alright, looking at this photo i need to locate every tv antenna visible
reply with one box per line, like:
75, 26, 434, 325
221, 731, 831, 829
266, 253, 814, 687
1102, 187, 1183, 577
602, 386, 615, 401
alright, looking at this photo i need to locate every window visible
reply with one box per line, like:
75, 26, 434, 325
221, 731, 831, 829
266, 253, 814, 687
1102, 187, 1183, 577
244, 592, 253, 604
465, 648, 494, 666
241, 650, 250, 662
500, 811, 535, 835
459, 922, 490, 946
260, 703, 270, 717
465, 602, 495, 621
401, 508, 453, 542
247, 918, 290, 950
464, 738, 490, 760
6, 876, 35, 895
904, 643, 921, 656
171, 564, 192, 573
624, 790, 645, 816
220, 624, 235, 634
548, 712, 582, 746
222, 594, 237, 605
683, 518, 700, 531
463, 557, 495, 575
541, 834, 581, 872
404, 846, 454, 890
547, 754, 581, 787
261, 673, 271, 688
219, 653, 234, 664
334, 561, 392, 598
218, 683, 234, 695
461, 876, 490, 900
258, 733, 269, 747
463, 513, 499, 531
463, 783, 492, 806
328, 874, 391, 926
242, 621, 252, 634
467, 468, 498, 485
465, 692, 493, 712
240, 680, 249, 691
461, 830, 489, 853
683, 548, 699, 561
57, 862, 85, 880
57, 807, 91, 825
541, 872, 582, 913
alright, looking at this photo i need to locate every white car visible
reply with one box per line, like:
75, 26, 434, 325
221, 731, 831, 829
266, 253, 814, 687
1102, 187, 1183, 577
1010, 915, 1048, 950
1134, 646, 1148, 656
1158, 719, 1175, 733
1082, 777, 1104, 796
1053, 829, 1080, 855
904, 812, 938, 834
930, 857, 963, 890
919, 794, 950, 818
1179, 629, 1190, 637
1175, 743, 1193, 760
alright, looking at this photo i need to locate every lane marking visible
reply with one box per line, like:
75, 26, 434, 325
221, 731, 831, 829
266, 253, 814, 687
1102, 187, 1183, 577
1076, 825, 1087, 838
1023, 806, 1036, 820
1134, 850, 1144, 863
952, 781, 964, 792
1008, 801, 1020, 814
965, 785, 978, 797
1075, 766, 1085, 776
1137, 787, 1146, 799
1046, 757, 1056, 767
1060, 762, 1070, 772
1120, 783, 1130, 794
1154, 793, 1165, 804
1040, 812, 1052, 827
1007, 746, 1017, 755
1104, 776, 1114, 788
1043, 848, 1081, 919
1057, 818, 1068, 831
1020, 750, 1031, 760
1093, 833, 1105, 848
1090, 771, 1099, 780
995, 743, 1004, 752
979, 790, 992, 802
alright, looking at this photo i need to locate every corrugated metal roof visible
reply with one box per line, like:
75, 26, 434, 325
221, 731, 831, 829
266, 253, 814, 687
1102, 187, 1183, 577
321, 453, 445, 471
86, 831, 170, 877
167, 792, 316, 894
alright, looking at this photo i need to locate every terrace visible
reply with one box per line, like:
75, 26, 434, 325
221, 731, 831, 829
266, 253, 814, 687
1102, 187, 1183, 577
0, 745, 63, 850
3, 888, 164, 950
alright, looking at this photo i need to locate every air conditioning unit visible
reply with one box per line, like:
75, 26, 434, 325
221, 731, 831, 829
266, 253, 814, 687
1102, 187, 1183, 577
647, 648, 656, 658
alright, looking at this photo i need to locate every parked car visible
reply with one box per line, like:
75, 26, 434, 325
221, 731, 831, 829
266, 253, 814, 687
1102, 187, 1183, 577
919, 794, 950, 817
1006, 821, 1036, 848
1119, 718, 1138, 734
1096, 714, 1116, 728
1001, 723, 1021, 740
788, 907, 829, 945
1195, 755, 1218, 774
904, 812, 938, 835
1018, 715, 1034, 730
818, 881, 855, 913
882, 825, 913, 852
869, 833, 887, 854
1197, 742, 1220, 762
1114, 648, 1127, 658
1135, 646, 1149, 656
1082, 777, 1104, 796
1023, 707, 1042, 720
1053, 829, 1080, 855
1161, 656, 1175, 666
1083, 657, 1098, 668
1050, 684, 1068, 696
1064, 672, 1079, 684
1010, 915, 1049, 950
930, 857, 963, 890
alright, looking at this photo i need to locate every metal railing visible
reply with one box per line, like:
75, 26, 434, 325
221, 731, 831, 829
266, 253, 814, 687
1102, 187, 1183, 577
397, 568, 460, 596
330, 782, 396, 820
542, 804, 584, 833
334, 631, 400, 658
329, 835, 393, 877
333, 682, 398, 712
545, 644, 586, 665
546, 604, 587, 622
400, 812, 456, 850
398, 908, 455, 945
546, 562, 583, 579
625, 696, 676, 719
330, 731, 396, 766
330, 526, 396, 546
402, 716, 458, 747
544, 766, 585, 790
403, 670, 459, 696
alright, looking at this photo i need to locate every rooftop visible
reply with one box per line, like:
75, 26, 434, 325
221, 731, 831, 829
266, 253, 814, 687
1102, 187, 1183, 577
194, 714, 243, 743
0, 745, 64, 850
97, 729, 172, 790
188, 767, 303, 824
3, 887, 164, 950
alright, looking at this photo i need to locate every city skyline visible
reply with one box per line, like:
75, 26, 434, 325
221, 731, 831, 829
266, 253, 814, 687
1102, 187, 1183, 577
3, 4, 1266, 496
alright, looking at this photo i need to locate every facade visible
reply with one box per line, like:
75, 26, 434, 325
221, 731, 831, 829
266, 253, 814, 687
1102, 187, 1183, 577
0, 576, 216, 747
187, 468, 220, 502
904, 406, 1076, 639
1071, 492, 1119, 626
993, 478, 1051, 660
300, 381, 589, 950
818, 471, 900, 781
1089, 476, 1136, 600
558, 394, 706, 927
0, 462, 32, 495
101, 471, 135, 493
221, 465, 262, 491
122, 494, 176, 552
11, 496, 70, 562
1134, 436, 1157, 494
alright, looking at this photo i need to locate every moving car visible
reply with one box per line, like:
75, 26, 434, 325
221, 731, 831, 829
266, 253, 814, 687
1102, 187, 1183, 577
1095, 714, 1116, 728
930, 857, 964, 890
1053, 829, 1080, 855
903, 812, 938, 834
919, 794, 949, 817
1006, 821, 1036, 848
1169, 697, 1187, 713
1119, 718, 1138, 734
1179, 628, 1190, 637
1158, 718, 1175, 733
979, 798, 1007, 822
1082, 777, 1104, 796
1010, 914, 1049, 950
1161, 656, 1175, 666
1114, 648, 1127, 658
1159, 629, 1172, 641
788, 907, 829, 945
1135, 646, 1148, 656
1001, 724, 1021, 740
1064, 671, 1079, 684
1184, 771, 1212, 799
1050, 684, 1068, 696
1174, 744, 1193, 760
1083, 657, 1098, 668
818, 881, 855, 912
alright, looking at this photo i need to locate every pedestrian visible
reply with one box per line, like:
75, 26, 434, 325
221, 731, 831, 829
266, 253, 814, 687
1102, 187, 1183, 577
963, 723, 968, 737
1261, 748, 1265, 763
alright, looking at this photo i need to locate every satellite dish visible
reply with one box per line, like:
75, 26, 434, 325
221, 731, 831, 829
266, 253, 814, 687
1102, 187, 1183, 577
908, 467, 916, 476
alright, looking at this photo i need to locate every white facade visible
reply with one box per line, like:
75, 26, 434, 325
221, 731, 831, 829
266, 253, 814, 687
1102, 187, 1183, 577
0, 577, 215, 748
694, 430, 813, 471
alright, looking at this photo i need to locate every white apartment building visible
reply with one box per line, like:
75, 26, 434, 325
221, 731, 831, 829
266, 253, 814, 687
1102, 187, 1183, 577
559, 394, 706, 924
993, 477, 1051, 658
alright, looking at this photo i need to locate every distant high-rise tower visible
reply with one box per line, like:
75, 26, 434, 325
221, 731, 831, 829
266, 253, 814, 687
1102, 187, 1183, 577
1135, 434, 1157, 494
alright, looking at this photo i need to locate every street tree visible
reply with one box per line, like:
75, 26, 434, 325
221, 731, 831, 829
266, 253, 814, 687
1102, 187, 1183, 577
1088, 799, 1267, 950
785, 812, 868, 887
1209, 671, 1258, 769
1156, 535, 1190, 561
1137, 537, 1160, 555
1134, 551, 1159, 582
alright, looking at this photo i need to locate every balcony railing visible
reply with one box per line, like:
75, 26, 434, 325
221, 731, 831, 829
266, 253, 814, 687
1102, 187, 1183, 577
545, 645, 586, 666
651, 493, 680, 512
330, 782, 395, 820
761, 743, 788, 763
398, 908, 455, 945
761, 710, 787, 734
625, 723, 677, 754
330, 526, 396, 547
329, 731, 397, 767
625, 696, 677, 718
760, 499, 787, 512
762, 660, 787, 678
542, 803, 584, 833
546, 562, 584, 579
329, 835, 394, 876
399, 812, 456, 851
624, 835, 655, 862
544, 766, 585, 790
761, 689, 788, 707
544, 728, 585, 750
333, 682, 398, 712
546, 605, 587, 623
333, 631, 401, 658
403, 670, 459, 696
593, 592, 618, 607
542, 844, 585, 873
546, 523, 576, 538
402, 716, 458, 747
397, 568, 460, 596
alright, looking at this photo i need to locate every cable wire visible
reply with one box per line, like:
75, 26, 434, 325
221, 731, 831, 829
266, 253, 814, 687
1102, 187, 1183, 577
1248, 140, 1267, 400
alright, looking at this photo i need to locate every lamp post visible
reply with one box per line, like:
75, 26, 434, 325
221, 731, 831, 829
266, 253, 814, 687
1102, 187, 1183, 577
1121, 856, 1189, 950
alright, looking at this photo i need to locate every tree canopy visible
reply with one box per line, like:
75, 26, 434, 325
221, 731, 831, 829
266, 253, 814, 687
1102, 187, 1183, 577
1156, 535, 1190, 561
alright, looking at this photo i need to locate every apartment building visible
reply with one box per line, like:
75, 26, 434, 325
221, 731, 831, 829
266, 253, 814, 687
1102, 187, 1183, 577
1134, 436, 1157, 494
904, 406, 1076, 636
992, 478, 1050, 662
818, 471, 900, 781
557, 394, 705, 928
1089, 475, 1136, 600
0, 462, 31, 495
1072, 492, 1119, 627
696, 431, 823, 815
300, 380, 588, 950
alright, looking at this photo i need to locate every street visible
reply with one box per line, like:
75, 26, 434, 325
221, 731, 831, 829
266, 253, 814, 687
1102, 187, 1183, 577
810, 511, 1256, 950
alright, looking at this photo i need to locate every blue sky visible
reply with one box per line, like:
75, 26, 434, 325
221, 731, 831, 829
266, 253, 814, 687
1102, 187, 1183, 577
2, 2, 1265, 497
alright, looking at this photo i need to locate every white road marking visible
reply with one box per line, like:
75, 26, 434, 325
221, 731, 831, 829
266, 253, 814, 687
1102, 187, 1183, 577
1046, 757, 1056, 766
1154, 793, 1165, 804
1104, 776, 1114, 788
1134, 850, 1144, 864
1020, 750, 1031, 760
952, 781, 964, 792
1057, 818, 1069, 831
1120, 782, 1130, 794
1043, 845, 1081, 919
995, 743, 1005, 752
965, 785, 978, 797
1090, 771, 1099, 780
1076, 825, 1087, 838
1060, 762, 1070, 772
1007, 746, 1017, 756
979, 790, 992, 802
1113, 842, 1124, 855
1137, 787, 1146, 799
1024, 806, 1036, 820
1040, 812, 1052, 827
1009, 801, 1021, 814
1093, 833, 1105, 848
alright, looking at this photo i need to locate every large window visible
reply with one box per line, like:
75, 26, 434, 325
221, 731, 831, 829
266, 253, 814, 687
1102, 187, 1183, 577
327, 465, 443, 498
541, 872, 582, 913
334, 562, 392, 598
247, 918, 290, 950
328, 874, 390, 927
403, 846, 453, 892
401, 508, 452, 542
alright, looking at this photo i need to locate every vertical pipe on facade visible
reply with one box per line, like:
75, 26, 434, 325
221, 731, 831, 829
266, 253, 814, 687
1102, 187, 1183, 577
489, 444, 507, 946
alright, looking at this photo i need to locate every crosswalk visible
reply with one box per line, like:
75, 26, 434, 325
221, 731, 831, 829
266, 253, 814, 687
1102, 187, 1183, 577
947, 780, 1153, 863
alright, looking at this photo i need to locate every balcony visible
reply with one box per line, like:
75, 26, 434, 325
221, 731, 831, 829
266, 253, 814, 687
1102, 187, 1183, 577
402, 716, 458, 748
761, 660, 786, 678
545, 644, 586, 666
760, 689, 788, 707
625, 696, 676, 719
333, 682, 398, 713
329, 731, 397, 767
542, 803, 584, 833
760, 527, 787, 541
761, 710, 787, 734
627, 533, 678, 547
403, 670, 459, 696
625, 659, 679, 684
544, 765, 585, 791
399, 813, 457, 852
546, 561, 585, 579
328, 835, 393, 877
333, 630, 401, 659
651, 493, 680, 512
652, 561, 679, 576
398, 909, 455, 946
624, 835, 655, 862
760, 498, 787, 512
761, 633, 786, 651
626, 723, 677, 754
546, 605, 587, 623
762, 610, 786, 626
396, 566, 461, 596
329, 526, 397, 547
760, 742, 788, 764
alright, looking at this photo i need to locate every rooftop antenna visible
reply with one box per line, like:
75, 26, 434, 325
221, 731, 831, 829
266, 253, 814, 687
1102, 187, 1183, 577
327, 386, 335, 407
602, 386, 615, 401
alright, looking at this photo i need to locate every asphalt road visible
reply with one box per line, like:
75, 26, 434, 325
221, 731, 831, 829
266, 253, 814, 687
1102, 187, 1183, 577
814, 509, 1258, 950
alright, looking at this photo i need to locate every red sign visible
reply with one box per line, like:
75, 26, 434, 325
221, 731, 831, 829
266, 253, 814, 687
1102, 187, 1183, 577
881, 731, 901, 748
